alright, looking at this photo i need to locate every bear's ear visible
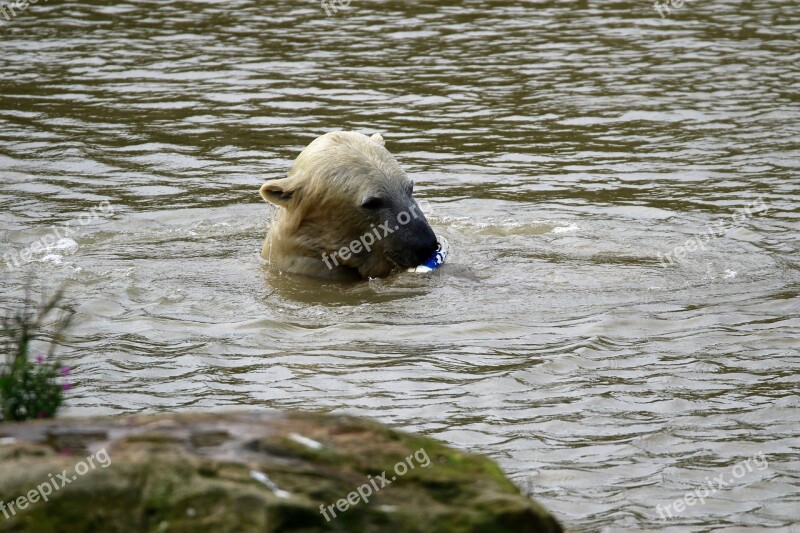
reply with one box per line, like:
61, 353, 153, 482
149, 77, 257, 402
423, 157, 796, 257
259, 178, 298, 208
370, 133, 385, 146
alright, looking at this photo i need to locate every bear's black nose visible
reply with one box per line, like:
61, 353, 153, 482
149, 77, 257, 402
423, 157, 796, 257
412, 224, 439, 265
395, 217, 438, 268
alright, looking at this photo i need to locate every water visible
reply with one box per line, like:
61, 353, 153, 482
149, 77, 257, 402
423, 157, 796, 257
1, 0, 799, 530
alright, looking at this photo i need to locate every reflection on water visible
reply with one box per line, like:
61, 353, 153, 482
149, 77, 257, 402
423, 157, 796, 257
1, 0, 798, 530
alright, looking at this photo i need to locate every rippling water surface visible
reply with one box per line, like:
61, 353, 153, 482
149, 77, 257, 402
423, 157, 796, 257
1, 0, 799, 530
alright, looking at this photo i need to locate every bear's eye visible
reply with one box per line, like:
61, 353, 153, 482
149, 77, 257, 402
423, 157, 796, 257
361, 197, 385, 210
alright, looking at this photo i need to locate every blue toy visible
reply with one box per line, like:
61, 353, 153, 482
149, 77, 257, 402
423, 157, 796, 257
408, 236, 448, 273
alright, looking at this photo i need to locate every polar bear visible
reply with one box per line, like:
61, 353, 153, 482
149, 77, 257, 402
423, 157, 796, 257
259, 131, 438, 280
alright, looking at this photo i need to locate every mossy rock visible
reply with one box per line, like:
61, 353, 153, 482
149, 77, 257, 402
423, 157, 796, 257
0, 411, 561, 532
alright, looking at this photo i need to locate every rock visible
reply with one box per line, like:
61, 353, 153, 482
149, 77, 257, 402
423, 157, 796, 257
0, 411, 561, 532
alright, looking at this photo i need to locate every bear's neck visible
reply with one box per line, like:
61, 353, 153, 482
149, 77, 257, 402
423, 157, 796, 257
262, 224, 361, 281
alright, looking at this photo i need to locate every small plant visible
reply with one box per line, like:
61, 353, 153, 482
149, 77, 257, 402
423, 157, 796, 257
0, 287, 73, 422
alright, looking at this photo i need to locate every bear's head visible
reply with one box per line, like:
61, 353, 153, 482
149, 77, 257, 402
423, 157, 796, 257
260, 131, 438, 279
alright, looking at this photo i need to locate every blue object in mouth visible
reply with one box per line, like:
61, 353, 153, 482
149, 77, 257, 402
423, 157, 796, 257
408, 236, 448, 273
